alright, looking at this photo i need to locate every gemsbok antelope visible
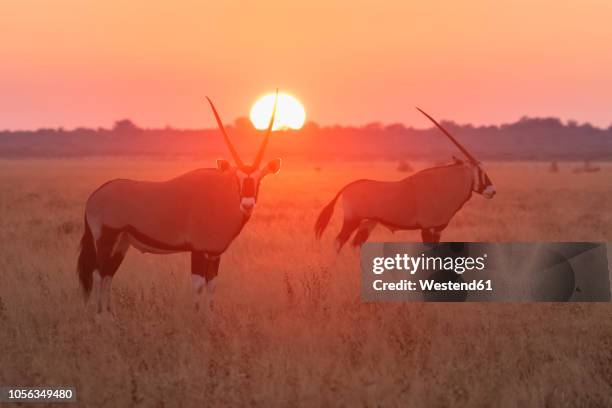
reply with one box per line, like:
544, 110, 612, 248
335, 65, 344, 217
77, 94, 281, 313
315, 108, 496, 249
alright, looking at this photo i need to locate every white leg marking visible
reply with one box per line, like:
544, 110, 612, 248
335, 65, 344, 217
207, 278, 217, 295
191, 274, 206, 311
206, 277, 217, 311
102, 276, 113, 313
112, 232, 130, 257
93, 271, 102, 313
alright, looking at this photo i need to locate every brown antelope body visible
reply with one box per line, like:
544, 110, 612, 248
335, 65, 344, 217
78, 94, 280, 312
315, 108, 495, 249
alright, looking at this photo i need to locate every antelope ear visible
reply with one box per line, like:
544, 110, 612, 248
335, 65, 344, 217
217, 159, 232, 172
265, 158, 282, 174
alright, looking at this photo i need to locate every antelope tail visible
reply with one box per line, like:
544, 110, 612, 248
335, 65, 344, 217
315, 195, 339, 239
315, 183, 353, 239
77, 215, 97, 300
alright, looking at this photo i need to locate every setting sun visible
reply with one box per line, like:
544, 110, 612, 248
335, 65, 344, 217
250, 93, 306, 131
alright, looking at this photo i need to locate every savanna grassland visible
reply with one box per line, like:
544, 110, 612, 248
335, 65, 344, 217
0, 158, 611, 407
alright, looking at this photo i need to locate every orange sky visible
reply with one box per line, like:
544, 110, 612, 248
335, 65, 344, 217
1, 0, 612, 130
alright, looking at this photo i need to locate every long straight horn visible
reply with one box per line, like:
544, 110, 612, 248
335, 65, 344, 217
253, 89, 279, 168
206, 97, 244, 167
416, 107, 479, 164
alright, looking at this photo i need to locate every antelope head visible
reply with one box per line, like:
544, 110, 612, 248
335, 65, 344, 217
207, 91, 282, 215
417, 107, 496, 199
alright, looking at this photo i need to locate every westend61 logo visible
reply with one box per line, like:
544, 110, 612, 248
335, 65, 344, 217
372, 253, 487, 275
360, 242, 612, 302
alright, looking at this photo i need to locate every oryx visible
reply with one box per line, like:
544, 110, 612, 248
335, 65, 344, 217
77, 94, 281, 313
315, 108, 495, 249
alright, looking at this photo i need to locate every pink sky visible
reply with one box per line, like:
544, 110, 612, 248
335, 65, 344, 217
1, 0, 612, 130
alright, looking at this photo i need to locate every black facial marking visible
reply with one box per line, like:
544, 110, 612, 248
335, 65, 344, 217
241, 177, 256, 197
474, 166, 491, 193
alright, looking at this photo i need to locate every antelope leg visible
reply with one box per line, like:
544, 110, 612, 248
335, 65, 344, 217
205, 256, 221, 311
191, 251, 208, 311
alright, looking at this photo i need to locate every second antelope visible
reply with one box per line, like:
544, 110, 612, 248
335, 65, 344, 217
78, 94, 281, 313
315, 108, 496, 250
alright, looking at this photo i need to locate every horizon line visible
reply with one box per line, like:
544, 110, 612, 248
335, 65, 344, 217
1, 115, 610, 133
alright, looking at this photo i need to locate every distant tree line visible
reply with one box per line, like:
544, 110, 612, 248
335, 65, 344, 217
0, 116, 610, 161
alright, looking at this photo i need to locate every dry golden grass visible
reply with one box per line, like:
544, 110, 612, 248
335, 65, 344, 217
0, 158, 611, 407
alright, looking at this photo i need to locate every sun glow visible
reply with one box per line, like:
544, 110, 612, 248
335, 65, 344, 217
250, 93, 306, 130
